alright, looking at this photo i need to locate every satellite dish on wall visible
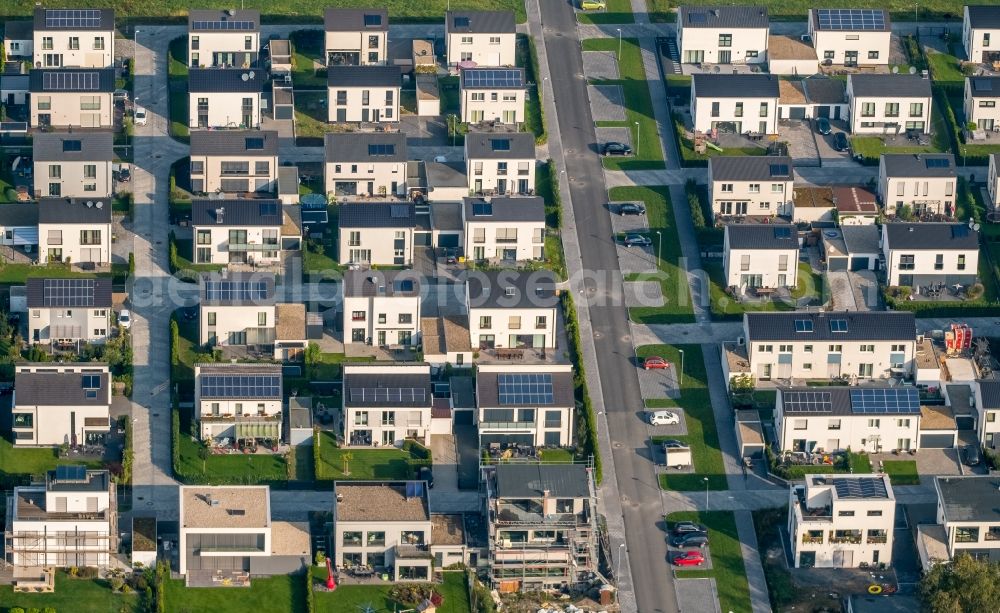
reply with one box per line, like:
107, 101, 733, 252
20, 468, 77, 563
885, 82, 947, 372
248, 71, 255, 79
908, 66, 917, 75
241, 73, 249, 81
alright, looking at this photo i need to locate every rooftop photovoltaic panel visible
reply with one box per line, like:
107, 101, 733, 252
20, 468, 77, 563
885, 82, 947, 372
952, 225, 970, 238
200, 374, 281, 398
815, 9, 886, 31
393, 279, 415, 292
769, 164, 789, 177
42, 278, 97, 307
203, 280, 270, 302
43, 71, 100, 91
833, 477, 888, 499
368, 144, 395, 156
925, 158, 950, 168
454, 16, 471, 28
45, 9, 102, 29
974, 79, 994, 92
55, 464, 89, 481
62, 140, 82, 152
490, 139, 511, 151
364, 14, 383, 27
849, 388, 920, 414
688, 12, 707, 23
774, 227, 791, 239
464, 69, 523, 89
390, 204, 410, 218
245, 137, 264, 150
472, 202, 493, 216
830, 319, 848, 333
783, 391, 832, 413
259, 202, 278, 217
349, 387, 427, 403
794, 319, 814, 333
191, 20, 256, 31
498, 373, 554, 405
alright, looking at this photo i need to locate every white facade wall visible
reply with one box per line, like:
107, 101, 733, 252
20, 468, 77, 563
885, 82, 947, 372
189, 153, 278, 194
476, 364, 574, 446
342, 294, 422, 347
467, 158, 535, 195
11, 403, 109, 446
192, 225, 282, 266
468, 305, 557, 350
708, 177, 794, 218
325, 31, 388, 65
964, 82, 1000, 131
878, 174, 956, 216
188, 31, 259, 68
333, 517, 432, 577
883, 247, 979, 287
38, 221, 112, 265
188, 91, 262, 129
199, 304, 276, 345
446, 32, 516, 66
808, 26, 891, 66
34, 159, 113, 199
690, 92, 778, 134
178, 524, 270, 576
848, 93, 932, 135
4, 37, 33, 59
678, 26, 768, 64
29, 307, 111, 344
724, 246, 799, 289
769, 58, 820, 76
327, 85, 400, 123
776, 410, 920, 454
9, 514, 112, 566
33, 31, 114, 68
325, 161, 406, 199
465, 219, 544, 262
964, 7, 1000, 63
32, 91, 113, 128
746, 340, 915, 382
461, 87, 525, 124
338, 226, 413, 266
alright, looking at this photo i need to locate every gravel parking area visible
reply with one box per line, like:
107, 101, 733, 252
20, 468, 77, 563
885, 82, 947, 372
617, 243, 658, 275
638, 365, 680, 400
589, 85, 626, 121
583, 50, 620, 80
625, 281, 664, 307
674, 577, 720, 613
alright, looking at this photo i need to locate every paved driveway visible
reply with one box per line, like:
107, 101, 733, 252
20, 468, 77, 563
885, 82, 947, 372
780, 119, 820, 167
816, 119, 854, 165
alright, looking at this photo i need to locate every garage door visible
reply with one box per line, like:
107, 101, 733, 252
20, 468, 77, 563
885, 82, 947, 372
817, 106, 830, 118
920, 433, 955, 448
828, 257, 848, 272
414, 231, 432, 246
787, 107, 806, 120
438, 233, 460, 248
850, 257, 869, 271
275, 105, 293, 120
454, 410, 474, 425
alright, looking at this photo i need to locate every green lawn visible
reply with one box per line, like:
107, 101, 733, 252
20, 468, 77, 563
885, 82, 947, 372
167, 36, 189, 143
582, 38, 665, 170
537, 447, 578, 463
0, 437, 104, 480
849, 101, 951, 163
315, 431, 427, 480
668, 511, 751, 613
704, 261, 819, 320
172, 237, 226, 274
576, 0, 635, 25
303, 208, 344, 280
165, 574, 306, 613
0, 262, 103, 283
535, 162, 567, 279
647, 1, 973, 21
175, 426, 289, 485
314, 569, 471, 613
882, 460, 920, 485
927, 49, 975, 86
0, 571, 141, 613
775, 452, 872, 480
294, 91, 334, 142
308, 352, 375, 380
290, 30, 327, 89
516, 34, 547, 144
672, 112, 769, 166
639, 344, 727, 491
942, 89, 1000, 164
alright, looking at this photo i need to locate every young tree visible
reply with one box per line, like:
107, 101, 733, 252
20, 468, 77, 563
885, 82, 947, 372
342, 451, 353, 476
920, 553, 1000, 612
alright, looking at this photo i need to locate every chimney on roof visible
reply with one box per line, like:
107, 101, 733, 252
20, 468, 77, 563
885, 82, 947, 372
216, 207, 225, 223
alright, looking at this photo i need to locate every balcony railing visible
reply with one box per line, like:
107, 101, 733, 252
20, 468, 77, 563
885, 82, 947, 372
867, 536, 888, 544
479, 421, 535, 430
228, 242, 279, 252
801, 535, 824, 544
495, 237, 518, 244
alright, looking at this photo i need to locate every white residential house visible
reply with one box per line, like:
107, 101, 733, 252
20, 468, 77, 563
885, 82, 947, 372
4, 20, 33, 59
465, 132, 536, 196
189, 130, 279, 195
194, 363, 283, 442
721, 311, 917, 383
466, 269, 559, 351
188, 68, 265, 129
32, 7, 115, 68
198, 273, 276, 346
965, 76, 1000, 131
475, 364, 575, 447
30, 67, 114, 128
341, 363, 433, 446
187, 9, 260, 68
878, 153, 957, 216
191, 199, 298, 266
342, 269, 422, 347
445, 10, 516, 67
27, 278, 112, 345
37, 197, 112, 265
33, 131, 113, 199
463, 196, 545, 262
460, 67, 526, 124
881, 223, 980, 288
338, 202, 415, 266
847, 74, 933, 135
327, 66, 401, 123
708, 156, 794, 220
324, 132, 407, 199
975, 381, 1000, 449
808, 8, 891, 67
963, 5, 1000, 65
0, 203, 38, 250
690, 74, 779, 134
917, 476, 1000, 571
10, 363, 111, 446
676, 5, 769, 65
4, 467, 117, 568
324, 8, 388, 66
723, 224, 799, 290
788, 474, 895, 569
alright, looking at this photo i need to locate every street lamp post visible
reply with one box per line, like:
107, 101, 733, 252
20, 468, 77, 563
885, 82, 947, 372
616, 28, 622, 61
678, 348, 685, 387
655, 230, 662, 268
703, 477, 710, 511
616, 543, 625, 583
634, 121, 640, 156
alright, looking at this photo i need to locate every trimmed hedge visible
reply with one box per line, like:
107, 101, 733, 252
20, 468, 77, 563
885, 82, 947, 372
560, 292, 602, 484
402, 439, 433, 473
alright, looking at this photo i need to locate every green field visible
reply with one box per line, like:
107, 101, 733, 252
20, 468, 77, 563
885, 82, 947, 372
668, 511, 752, 613
647, 0, 975, 22
314, 569, 472, 613
165, 574, 306, 613
0, 571, 141, 613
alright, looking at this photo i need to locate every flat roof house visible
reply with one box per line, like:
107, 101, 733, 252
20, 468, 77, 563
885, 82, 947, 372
847, 74, 933, 135
676, 5, 769, 65
821, 225, 881, 274
917, 476, 1000, 570
788, 474, 895, 568
26, 277, 113, 345
188, 67, 266, 129
878, 153, 957, 217
460, 67, 526, 125
187, 9, 260, 68
327, 66, 401, 123
37, 197, 112, 265
191, 199, 297, 267
30, 67, 114, 128
690, 74, 779, 135
4, 20, 34, 59
964, 76, 1000, 132
198, 273, 276, 346
881, 223, 980, 289
476, 363, 575, 447
33, 131, 113, 199
445, 10, 516, 67
465, 132, 536, 196
341, 363, 433, 446
4, 467, 117, 568
708, 156, 794, 220
808, 8, 891, 67
0, 203, 39, 250
324, 8, 388, 66
194, 363, 283, 443
466, 269, 559, 353
338, 202, 416, 266
963, 5, 1000, 65
463, 196, 545, 263
833, 185, 879, 225
342, 269, 422, 348
325, 132, 408, 200
189, 130, 279, 195
33, 7, 115, 68
11, 362, 111, 446
723, 224, 799, 291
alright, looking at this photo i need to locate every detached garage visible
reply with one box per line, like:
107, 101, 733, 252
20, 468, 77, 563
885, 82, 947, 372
735, 410, 766, 459
919, 405, 958, 449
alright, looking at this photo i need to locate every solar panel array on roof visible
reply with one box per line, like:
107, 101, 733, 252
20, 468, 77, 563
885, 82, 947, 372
349, 387, 427, 403
816, 9, 886, 31
774, 227, 791, 239
472, 202, 493, 216
393, 279, 415, 292
82, 374, 101, 389
55, 464, 88, 481
794, 319, 814, 333
43, 71, 100, 91
490, 138, 511, 151
191, 20, 255, 30
245, 137, 264, 150
200, 374, 281, 398
368, 143, 395, 156
783, 391, 832, 413
974, 79, 994, 92
62, 140, 82, 152
833, 477, 888, 499
464, 69, 523, 88
498, 373, 554, 405
46, 9, 102, 28
364, 14, 383, 27
830, 319, 848, 333
390, 204, 410, 218
688, 12, 707, 23
952, 225, 970, 238
925, 158, 950, 168
204, 280, 269, 302
849, 388, 920, 414
454, 16, 471, 27
259, 202, 278, 216
43, 279, 97, 307
769, 164, 789, 177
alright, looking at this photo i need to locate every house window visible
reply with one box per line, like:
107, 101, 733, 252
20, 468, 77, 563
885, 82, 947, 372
68, 37, 80, 50
362, 90, 370, 105
258, 312, 267, 326
793, 419, 807, 430
83, 164, 97, 179
759, 102, 768, 117
245, 36, 253, 50
909, 102, 924, 117
980, 100, 997, 108
381, 411, 395, 426
740, 254, 750, 271
828, 345, 842, 352
758, 345, 773, 352
191, 36, 200, 50
946, 182, 954, 197
934, 254, 944, 270
368, 35, 380, 50
771, 183, 783, 193
956, 527, 979, 543
12, 413, 33, 428
884, 102, 898, 117
778, 255, 788, 271
734, 102, 743, 117
47, 229, 62, 245
804, 345, 813, 353
868, 419, 880, 428
536, 316, 547, 329
398, 313, 412, 325
824, 50, 834, 59
207, 312, 216, 326
80, 96, 101, 110
349, 231, 361, 246
351, 311, 365, 322
748, 183, 760, 193
190, 160, 204, 175
986, 33, 992, 47
868, 50, 879, 59
228, 230, 247, 245
896, 419, 911, 428
94, 37, 105, 50
958, 254, 966, 270
479, 316, 492, 329
860, 345, 874, 352
858, 363, 873, 377
42, 37, 53, 50
197, 230, 211, 245
473, 228, 486, 243
37, 96, 51, 110
899, 255, 915, 270
490, 36, 501, 45
711, 101, 720, 117
828, 419, 841, 430
718, 34, 732, 47
80, 230, 101, 245
254, 161, 269, 175
746, 50, 758, 58
509, 316, 521, 330
861, 102, 875, 117
49, 165, 61, 179
721, 183, 733, 193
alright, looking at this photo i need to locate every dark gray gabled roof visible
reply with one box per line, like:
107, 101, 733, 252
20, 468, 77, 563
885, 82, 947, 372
0, 203, 39, 227
327, 65, 401, 88
476, 370, 575, 408
33, 131, 113, 162
849, 74, 931, 98
343, 370, 432, 408
34, 7, 115, 31
980, 381, 1000, 409
966, 5, 1000, 29
4, 21, 33, 40
26, 277, 113, 309
37, 198, 111, 224
446, 10, 516, 34
936, 476, 1000, 523
466, 269, 559, 310
495, 464, 590, 499
338, 202, 416, 229
463, 196, 545, 223
29, 68, 114, 93
324, 8, 388, 32
15, 367, 109, 407
188, 9, 260, 31
465, 132, 535, 159
679, 6, 769, 29
779, 386, 920, 417
325, 132, 407, 163
968, 76, 1000, 98
710, 156, 792, 181
779, 387, 853, 416
191, 199, 284, 227
883, 223, 980, 251
199, 273, 276, 306
880, 153, 956, 177
189, 130, 278, 156
343, 269, 421, 297
810, 8, 890, 32
744, 311, 915, 342
725, 224, 797, 250
188, 68, 266, 93
693, 74, 779, 98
